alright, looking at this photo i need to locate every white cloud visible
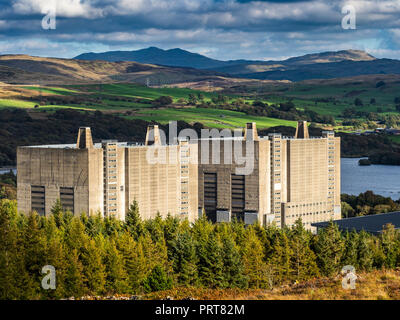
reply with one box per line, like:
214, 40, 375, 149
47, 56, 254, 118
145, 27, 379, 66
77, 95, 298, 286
2, 0, 400, 60
12, 0, 104, 18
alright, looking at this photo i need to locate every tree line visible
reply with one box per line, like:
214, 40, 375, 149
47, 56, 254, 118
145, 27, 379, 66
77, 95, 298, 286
341, 191, 400, 218
2, 198, 400, 300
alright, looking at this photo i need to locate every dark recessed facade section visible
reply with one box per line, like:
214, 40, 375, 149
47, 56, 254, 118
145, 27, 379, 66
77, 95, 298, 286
60, 187, 74, 214
31, 185, 45, 216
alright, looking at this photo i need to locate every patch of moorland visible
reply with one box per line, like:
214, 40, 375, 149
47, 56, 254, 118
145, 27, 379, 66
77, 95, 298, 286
139, 269, 400, 300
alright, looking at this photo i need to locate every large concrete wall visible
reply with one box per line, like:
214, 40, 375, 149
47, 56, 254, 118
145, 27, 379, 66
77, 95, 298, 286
198, 139, 265, 222
88, 148, 104, 216
125, 144, 198, 222
286, 138, 329, 203
258, 140, 271, 222
17, 146, 103, 216
282, 136, 341, 229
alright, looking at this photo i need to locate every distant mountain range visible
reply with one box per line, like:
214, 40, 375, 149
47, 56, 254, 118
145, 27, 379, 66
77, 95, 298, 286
75, 46, 251, 69
0, 54, 225, 85
1, 48, 400, 85
74, 47, 397, 81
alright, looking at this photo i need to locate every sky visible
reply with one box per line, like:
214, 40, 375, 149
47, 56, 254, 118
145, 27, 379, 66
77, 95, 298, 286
1, 0, 400, 61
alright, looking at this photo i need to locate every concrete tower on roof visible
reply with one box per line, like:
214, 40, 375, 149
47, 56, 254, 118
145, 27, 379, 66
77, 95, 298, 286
76, 127, 94, 149
295, 121, 310, 139
243, 122, 259, 141
145, 125, 162, 146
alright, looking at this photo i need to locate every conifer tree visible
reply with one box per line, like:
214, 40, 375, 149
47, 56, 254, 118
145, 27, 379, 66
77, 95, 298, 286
125, 201, 144, 240
241, 229, 268, 288
84, 213, 105, 238
221, 236, 248, 288
116, 232, 149, 293
268, 230, 293, 284
64, 248, 85, 298
145, 212, 165, 243
380, 223, 399, 269
51, 199, 63, 219
42, 235, 67, 299
230, 218, 246, 248
341, 230, 359, 267
104, 239, 129, 294
163, 214, 181, 245
81, 238, 107, 295
169, 232, 198, 286
65, 216, 87, 252
289, 220, 319, 281
197, 234, 224, 288
313, 221, 345, 276
104, 216, 122, 236
22, 212, 47, 299
0, 201, 20, 299
371, 237, 386, 269
143, 265, 173, 293
191, 215, 213, 243
357, 230, 374, 271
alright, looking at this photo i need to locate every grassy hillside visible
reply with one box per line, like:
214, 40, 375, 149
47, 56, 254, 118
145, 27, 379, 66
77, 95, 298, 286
1, 73, 400, 131
224, 74, 400, 119
124, 108, 295, 129
0, 83, 294, 129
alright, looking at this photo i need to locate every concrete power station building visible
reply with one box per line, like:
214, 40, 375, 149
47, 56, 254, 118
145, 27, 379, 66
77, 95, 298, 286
17, 121, 341, 230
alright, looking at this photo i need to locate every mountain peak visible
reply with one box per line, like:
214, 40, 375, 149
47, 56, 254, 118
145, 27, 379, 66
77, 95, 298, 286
284, 49, 376, 65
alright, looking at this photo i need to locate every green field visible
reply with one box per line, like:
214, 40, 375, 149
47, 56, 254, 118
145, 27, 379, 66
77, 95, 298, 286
2, 81, 398, 129
0, 99, 38, 108
259, 81, 400, 117
125, 107, 296, 129
68, 83, 221, 102
0, 83, 292, 129
22, 86, 79, 95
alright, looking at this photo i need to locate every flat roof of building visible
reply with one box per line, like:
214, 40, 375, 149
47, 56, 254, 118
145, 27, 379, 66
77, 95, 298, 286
21, 134, 332, 149
21, 142, 148, 149
312, 211, 400, 234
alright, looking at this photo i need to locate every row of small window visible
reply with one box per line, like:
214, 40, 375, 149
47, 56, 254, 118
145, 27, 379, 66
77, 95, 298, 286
287, 202, 326, 208
287, 211, 327, 218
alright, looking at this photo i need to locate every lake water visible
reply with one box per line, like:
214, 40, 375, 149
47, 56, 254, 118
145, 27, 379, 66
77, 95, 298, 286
341, 158, 400, 200
0, 168, 16, 175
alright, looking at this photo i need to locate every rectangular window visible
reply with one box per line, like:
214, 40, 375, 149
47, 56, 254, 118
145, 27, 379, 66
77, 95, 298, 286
231, 175, 245, 221
31, 185, 45, 216
204, 173, 217, 222
60, 187, 74, 214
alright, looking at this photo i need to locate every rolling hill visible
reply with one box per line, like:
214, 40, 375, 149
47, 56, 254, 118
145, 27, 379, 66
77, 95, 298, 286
75, 46, 234, 69
75, 47, 398, 81
0, 54, 226, 85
